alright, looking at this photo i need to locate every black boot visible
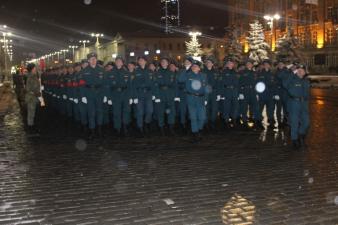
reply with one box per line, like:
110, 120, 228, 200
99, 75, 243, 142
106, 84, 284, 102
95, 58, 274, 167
268, 119, 276, 129
136, 127, 144, 138
292, 139, 301, 150
191, 132, 202, 143
88, 129, 95, 141
123, 124, 130, 137
169, 125, 176, 136
27, 125, 34, 134
255, 121, 264, 130
159, 127, 166, 136
278, 120, 284, 129
97, 126, 104, 139
144, 123, 151, 136
299, 135, 307, 148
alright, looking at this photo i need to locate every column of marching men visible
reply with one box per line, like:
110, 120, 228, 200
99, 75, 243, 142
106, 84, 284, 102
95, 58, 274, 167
40, 52, 310, 147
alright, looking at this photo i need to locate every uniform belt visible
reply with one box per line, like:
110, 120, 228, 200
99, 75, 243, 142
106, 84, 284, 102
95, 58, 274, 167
187, 92, 204, 97
242, 85, 253, 89
160, 85, 170, 90
137, 87, 151, 92
112, 87, 127, 92
85, 85, 101, 89
291, 96, 307, 101
224, 85, 235, 89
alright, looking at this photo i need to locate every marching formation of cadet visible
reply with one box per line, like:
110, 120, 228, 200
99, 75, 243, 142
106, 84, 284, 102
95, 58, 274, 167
32, 52, 309, 148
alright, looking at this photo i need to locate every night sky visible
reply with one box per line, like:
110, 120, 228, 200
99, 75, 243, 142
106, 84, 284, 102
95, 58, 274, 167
0, 0, 229, 62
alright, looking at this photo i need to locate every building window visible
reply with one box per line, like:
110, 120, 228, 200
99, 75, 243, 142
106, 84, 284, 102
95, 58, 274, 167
312, 11, 318, 23
327, 7, 333, 20
312, 31, 318, 46
177, 43, 181, 50
163, 43, 166, 50
169, 43, 173, 50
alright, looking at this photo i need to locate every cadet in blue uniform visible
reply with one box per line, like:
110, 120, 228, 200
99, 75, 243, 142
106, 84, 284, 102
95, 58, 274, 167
133, 56, 154, 134
284, 64, 310, 149
238, 60, 261, 127
153, 58, 177, 135
177, 57, 193, 131
71, 63, 81, 124
64, 66, 75, 120
127, 62, 137, 122
178, 60, 208, 141
79, 53, 105, 139
105, 57, 133, 136
256, 60, 275, 128
219, 58, 239, 127
275, 60, 290, 127
102, 61, 114, 128
203, 57, 219, 130
76, 59, 89, 132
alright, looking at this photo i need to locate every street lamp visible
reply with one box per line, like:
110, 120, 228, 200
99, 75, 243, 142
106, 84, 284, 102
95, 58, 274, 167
54, 51, 61, 63
79, 40, 90, 59
144, 50, 149, 55
2, 29, 12, 81
60, 49, 69, 65
264, 14, 280, 51
91, 33, 104, 46
156, 49, 161, 54
69, 45, 78, 62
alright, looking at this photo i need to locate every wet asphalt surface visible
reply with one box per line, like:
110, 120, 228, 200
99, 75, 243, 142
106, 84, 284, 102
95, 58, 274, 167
0, 88, 338, 225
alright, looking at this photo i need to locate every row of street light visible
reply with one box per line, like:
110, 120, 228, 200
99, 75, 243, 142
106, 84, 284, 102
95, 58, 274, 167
32, 32, 105, 66
1, 25, 14, 81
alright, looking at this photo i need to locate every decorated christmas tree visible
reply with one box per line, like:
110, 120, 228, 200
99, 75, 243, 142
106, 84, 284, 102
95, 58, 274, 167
275, 27, 302, 63
224, 26, 243, 62
246, 20, 270, 65
185, 32, 203, 60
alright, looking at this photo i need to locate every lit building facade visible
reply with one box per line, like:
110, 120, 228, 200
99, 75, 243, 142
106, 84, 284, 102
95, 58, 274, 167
74, 30, 225, 66
228, 0, 338, 73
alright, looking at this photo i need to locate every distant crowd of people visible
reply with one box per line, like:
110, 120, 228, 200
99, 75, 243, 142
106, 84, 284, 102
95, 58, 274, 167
13, 53, 310, 149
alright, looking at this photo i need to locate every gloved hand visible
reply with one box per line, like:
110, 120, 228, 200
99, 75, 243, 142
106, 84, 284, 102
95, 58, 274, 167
69, 98, 74, 101
133, 98, 139, 104
103, 96, 108, 103
52, 94, 56, 97
108, 100, 112, 105
174, 97, 180, 102
274, 95, 280, 100
155, 99, 161, 103
82, 97, 87, 104
238, 94, 244, 100
38, 97, 45, 107
74, 98, 79, 104
152, 96, 156, 100
205, 101, 208, 106
62, 94, 67, 100
216, 95, 221, 101
129, 99, 133, 105
40, 85, 45, 91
